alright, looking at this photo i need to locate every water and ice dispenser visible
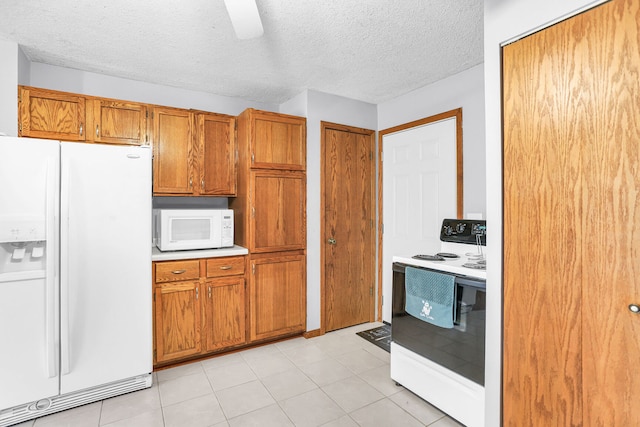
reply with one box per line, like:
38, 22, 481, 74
0, 217, 47, 277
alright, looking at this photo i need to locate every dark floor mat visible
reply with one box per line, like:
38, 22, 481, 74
356, 324, 391, 353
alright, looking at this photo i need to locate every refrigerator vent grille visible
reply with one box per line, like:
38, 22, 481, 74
0, 374, 152, 427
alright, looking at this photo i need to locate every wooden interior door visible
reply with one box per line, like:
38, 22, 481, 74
502, 0, 640, 424
322, 122, 375, 332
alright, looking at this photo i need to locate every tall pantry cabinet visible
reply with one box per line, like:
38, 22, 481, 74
502, 0, 640, 425
230, 109, 307, 341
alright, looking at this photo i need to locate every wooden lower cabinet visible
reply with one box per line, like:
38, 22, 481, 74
154, 281, 202, 363
203, 277, 246, 351
153, 252, 306, 366
249, 253, 306, 341
153, 255, 248, 366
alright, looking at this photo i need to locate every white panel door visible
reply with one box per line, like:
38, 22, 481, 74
0, 138, 60, 409
60, 143, 152, 394
382, 118, 457, 322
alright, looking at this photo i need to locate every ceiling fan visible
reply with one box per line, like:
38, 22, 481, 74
223, 0, 264, 39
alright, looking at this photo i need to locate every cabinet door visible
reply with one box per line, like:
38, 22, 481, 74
154, 281, 201, 363
90, 99, 148, 145
249, 254, 306, 341
251, 171, 306, 252
18, 86, 86, 141
251, 111, 306, 170
152, 107, 195, 195
197, 113, 236, 196
203, 277, 246, 351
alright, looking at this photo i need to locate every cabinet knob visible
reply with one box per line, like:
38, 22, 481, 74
96, 125, 100, 138
630, 304, 640, 313
171, 269, 186, 274
201, 179, 205, 189
79, 123, 83, 136
219, 266, 232, 270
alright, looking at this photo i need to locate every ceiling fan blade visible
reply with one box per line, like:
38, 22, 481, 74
223, 0, 264, 39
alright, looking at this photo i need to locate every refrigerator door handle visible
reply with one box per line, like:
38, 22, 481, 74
45, 160, 58, 379
61, 160, 71, 376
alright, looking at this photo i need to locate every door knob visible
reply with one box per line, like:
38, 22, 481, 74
328, 238, 336, 245
629, 304, 640, 313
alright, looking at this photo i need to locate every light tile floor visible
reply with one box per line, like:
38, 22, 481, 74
15, 322, 464, 427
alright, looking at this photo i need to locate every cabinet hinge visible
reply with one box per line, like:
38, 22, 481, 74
18, 122, 22, 132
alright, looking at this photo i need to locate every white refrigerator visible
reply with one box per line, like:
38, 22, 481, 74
0, 137, 152, 426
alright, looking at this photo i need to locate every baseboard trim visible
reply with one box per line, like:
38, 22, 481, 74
303, 329, 322, 339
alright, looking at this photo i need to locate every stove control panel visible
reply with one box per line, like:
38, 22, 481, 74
440, 219, 486, 245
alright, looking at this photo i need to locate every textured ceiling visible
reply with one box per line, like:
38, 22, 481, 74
0, 0, 484, 105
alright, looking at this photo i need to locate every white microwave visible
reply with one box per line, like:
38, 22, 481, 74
153, 209, 234, 251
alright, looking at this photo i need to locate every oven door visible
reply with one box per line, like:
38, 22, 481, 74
392, 262, 486, 385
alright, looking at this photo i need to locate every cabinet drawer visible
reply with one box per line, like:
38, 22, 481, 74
206, 256, 246, 278
155, 260, 200, 283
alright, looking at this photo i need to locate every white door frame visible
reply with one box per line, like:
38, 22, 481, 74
377, 108, 463, 322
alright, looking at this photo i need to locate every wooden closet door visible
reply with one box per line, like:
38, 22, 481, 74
579, 0, 640, 423
503, 0, 640, 425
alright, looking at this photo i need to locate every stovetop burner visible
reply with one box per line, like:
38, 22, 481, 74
462, 262, 486, 270
436, 252, 460, 259
412, 254, 445, 261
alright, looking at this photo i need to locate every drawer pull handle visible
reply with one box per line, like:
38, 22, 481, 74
171, 269, 186, 274
219, 266, 232, 270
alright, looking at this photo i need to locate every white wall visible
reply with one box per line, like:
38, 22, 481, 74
378, 64, 486, 218
29, 63, 276, 115
281, 90, 377, 331
0, 40, 19, 136
483, 1, 606, 425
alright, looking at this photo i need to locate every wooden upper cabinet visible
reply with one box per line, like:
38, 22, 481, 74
88, 99, 148, 145
196, 113, 236, 196
251, 170, 306, 253
18, 86, 86, 141
152, 107, 194, 195
239, 109, 306, 171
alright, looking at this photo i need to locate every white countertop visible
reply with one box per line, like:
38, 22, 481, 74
393, 254, 486, 280
152, 245, 248, 261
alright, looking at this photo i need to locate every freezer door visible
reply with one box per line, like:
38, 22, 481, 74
0, 137, 60, 409
60, 142, 152, 394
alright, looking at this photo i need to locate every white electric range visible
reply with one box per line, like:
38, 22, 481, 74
391, 219, 487, 427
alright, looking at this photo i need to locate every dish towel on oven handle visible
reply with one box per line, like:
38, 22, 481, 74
405, 266, 456, 328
